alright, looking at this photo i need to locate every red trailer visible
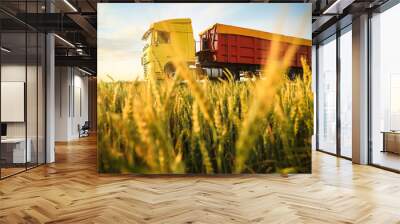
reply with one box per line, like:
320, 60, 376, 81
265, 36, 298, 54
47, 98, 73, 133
196, 23, 312, 79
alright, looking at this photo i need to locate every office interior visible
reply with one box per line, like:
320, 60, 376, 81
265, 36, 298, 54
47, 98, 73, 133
0, 0, 97, 179
313, 0, 400, 172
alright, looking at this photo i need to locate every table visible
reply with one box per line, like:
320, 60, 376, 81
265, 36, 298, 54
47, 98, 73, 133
1, 138, 31, 164
381, 131, 400, 154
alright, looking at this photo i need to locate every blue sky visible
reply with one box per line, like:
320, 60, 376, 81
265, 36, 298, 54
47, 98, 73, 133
98, 3, 311, 81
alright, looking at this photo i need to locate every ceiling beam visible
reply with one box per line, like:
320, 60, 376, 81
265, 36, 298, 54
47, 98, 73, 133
13, 13, 82, 32
55, 55, 96, 72
67, 13, 97, 46
323, 0, 356, 14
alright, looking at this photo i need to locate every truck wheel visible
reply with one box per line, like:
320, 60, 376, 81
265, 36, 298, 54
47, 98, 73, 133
164, 63, 176, 78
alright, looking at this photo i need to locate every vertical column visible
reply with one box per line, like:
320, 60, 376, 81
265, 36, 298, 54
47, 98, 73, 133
352, 14, 369, 164
54, 67, 73, 141
46, 0, 55, 163
336, 30, 341, 156
312, 45, 317, 151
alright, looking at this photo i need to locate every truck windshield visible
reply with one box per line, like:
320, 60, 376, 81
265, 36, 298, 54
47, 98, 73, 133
143, 31, 152, 50
155, 31, 170, 44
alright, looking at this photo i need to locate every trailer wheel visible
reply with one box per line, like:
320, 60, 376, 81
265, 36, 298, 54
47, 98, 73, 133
164, 63, 176, 78
287, 67, 303, 80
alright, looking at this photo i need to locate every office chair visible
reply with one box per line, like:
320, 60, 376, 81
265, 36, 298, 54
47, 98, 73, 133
79, 121, 90, 138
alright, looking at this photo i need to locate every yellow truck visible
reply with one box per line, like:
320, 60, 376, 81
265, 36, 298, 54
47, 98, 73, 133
141, 18, 311, 80
141, 18, 196, 79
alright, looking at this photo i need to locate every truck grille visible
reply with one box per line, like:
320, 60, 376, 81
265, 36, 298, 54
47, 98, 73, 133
142, 54, 148, 77
143, 63, 148, 77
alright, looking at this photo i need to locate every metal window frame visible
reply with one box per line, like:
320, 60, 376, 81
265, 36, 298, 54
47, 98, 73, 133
315, 0, 400, 172
315, 21, 353, 161
0, 0, 47, 180
0, 15, 2, 179
367, 0, 400, 173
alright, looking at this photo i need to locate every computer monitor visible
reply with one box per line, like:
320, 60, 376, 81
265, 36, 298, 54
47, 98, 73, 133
1, 123, 7, 137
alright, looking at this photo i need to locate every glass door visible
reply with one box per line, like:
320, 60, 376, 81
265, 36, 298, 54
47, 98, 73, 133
370, 3, 400, 171
317, 35, 337, 154
339, 26, 352, 158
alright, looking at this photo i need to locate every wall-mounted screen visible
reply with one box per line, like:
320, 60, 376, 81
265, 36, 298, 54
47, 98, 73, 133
1, 82, 25, 122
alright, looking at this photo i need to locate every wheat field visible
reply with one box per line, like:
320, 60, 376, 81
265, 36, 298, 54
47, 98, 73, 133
97, 57, 313, 174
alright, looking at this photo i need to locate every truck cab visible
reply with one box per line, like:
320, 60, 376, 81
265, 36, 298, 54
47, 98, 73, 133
141, 18, 196, 79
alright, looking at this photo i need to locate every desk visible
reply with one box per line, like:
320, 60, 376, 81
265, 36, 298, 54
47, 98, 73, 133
382, 131, 400, 154
1, 138, 31, 163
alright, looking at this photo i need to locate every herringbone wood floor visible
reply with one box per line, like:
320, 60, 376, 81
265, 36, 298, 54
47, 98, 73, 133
1, 136, 400, 224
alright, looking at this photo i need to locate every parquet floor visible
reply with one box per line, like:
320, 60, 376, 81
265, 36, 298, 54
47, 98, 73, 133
1, 135, 400, 223
0, 167, 26, 178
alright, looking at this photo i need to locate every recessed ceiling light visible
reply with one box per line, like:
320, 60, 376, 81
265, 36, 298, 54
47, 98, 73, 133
1, 47, 11, 53
322, 0, 356, 15
54, 34, 75, 48
63, 0, 78, 12
78, 67, 93, 76
323, 0, 343, 14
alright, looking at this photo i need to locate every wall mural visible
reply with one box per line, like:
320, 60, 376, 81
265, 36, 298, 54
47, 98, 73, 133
97, 3, 313, 174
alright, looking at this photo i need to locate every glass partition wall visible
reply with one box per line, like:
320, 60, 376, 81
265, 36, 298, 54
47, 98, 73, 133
317, 35, 337, 155
0, 30, 27, 177
370, 3, 400, 171
0, 2, 46, 179
316, 25, 352, 159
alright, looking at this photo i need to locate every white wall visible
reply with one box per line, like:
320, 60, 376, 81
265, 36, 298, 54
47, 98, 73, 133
55, 67, 70, 141
55, 67, 89, 141
1, 64, 38, 138
71, 73, 89, 138
1, 65, 27, 141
